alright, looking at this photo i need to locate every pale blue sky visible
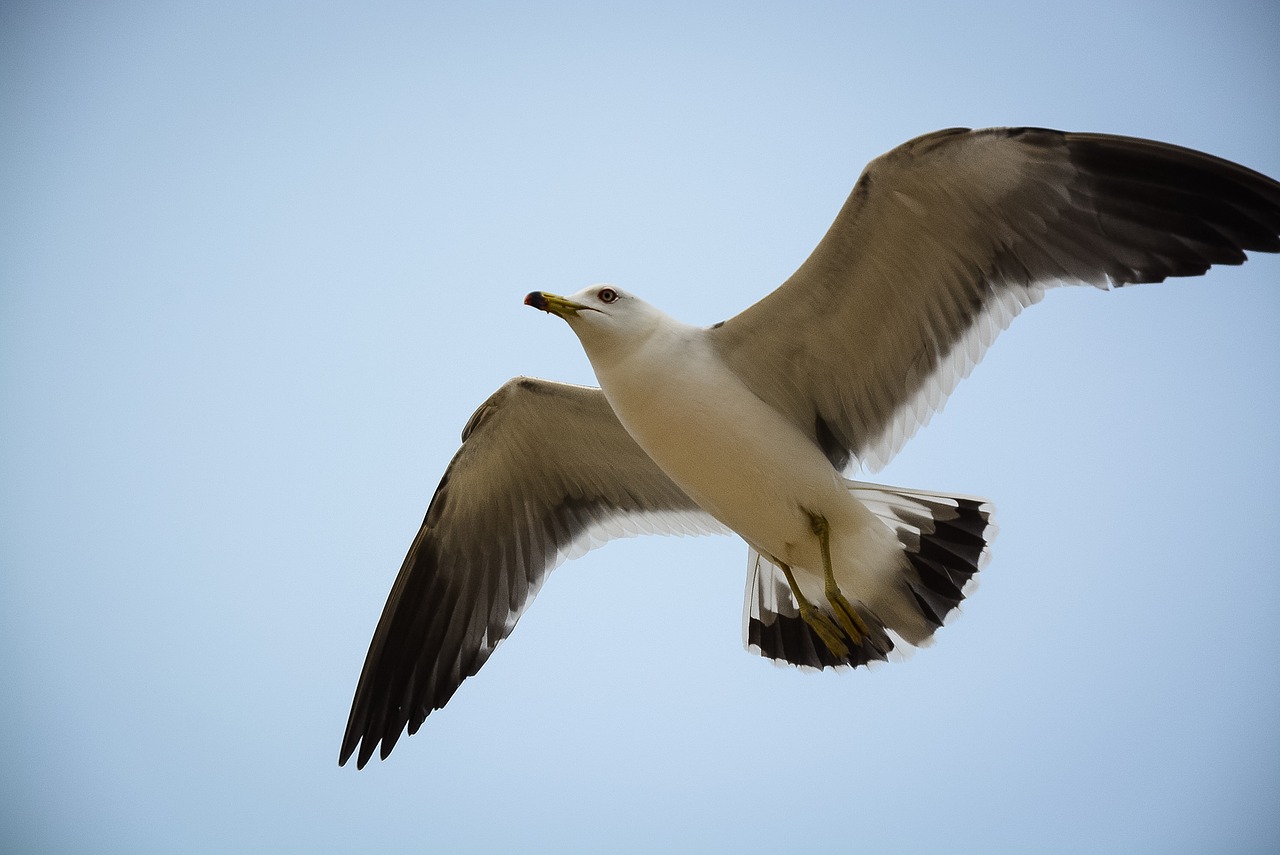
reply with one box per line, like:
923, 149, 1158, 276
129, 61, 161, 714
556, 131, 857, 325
2, 2, 1279, 853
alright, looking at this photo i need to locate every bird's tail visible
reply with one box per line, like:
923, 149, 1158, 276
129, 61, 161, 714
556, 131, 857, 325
743, 481, 995, 669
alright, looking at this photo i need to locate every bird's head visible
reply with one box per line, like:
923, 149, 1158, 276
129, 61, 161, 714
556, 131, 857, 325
525, 284, 670, 360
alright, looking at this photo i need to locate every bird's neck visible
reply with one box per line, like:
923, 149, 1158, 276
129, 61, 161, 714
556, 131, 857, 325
580, 319, 700, 400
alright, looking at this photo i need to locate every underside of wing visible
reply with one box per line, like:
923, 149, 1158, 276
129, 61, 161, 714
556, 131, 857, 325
340, 377, 722, 768
710, 127, 1280, 472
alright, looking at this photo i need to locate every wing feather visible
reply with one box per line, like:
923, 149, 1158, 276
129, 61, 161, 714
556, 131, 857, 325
709, 127, 1280, 471
340, 377, 722, 768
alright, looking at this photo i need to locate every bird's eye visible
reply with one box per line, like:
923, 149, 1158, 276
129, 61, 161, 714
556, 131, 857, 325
598, 288, 618, 304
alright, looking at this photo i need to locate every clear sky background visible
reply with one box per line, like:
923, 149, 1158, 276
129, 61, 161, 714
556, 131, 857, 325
3, 2, 1279, 853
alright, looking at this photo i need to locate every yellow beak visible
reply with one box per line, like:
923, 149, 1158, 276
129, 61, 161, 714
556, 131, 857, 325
524, 291, 587, 319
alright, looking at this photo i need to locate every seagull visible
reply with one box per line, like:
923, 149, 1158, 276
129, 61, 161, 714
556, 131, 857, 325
340, 126, 1280, 768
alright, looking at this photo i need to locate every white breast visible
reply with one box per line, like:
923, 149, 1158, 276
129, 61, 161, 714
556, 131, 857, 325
587, 322, 851, 569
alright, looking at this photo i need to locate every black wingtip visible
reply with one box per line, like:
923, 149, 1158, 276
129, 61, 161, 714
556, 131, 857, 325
338, 733, 363, 769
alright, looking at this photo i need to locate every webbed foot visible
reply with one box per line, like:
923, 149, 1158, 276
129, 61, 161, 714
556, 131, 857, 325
777, 559, 851, 659
808, 508, 871, 649
825, 582, 870, 646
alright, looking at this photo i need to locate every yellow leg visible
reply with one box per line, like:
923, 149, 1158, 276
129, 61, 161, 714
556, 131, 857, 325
807, 510, 870, 645
777, 560, 850, 659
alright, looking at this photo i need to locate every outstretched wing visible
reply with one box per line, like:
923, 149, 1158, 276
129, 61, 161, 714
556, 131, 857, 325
340, 377, 722, 768
710, 127, 1280, 472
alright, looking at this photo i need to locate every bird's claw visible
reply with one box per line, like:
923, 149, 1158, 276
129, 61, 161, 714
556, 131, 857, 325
799, 603, 851, 659
826, 584, 870, 646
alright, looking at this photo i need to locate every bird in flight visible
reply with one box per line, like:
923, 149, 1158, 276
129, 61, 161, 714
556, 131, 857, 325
340, 126, 1280, 769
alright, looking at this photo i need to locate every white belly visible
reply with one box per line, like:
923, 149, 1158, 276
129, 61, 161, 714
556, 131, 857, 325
590, 332, 880, 576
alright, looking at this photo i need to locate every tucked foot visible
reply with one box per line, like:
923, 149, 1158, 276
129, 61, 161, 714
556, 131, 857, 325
804, 508, 870, 645
825, 582, 871, 646
777, 557, 850, 659
798, 602, 850, 659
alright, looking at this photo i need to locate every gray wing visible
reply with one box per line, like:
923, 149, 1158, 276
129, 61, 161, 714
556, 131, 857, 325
709, 127, 1280, 472
340, 377, 721, 768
